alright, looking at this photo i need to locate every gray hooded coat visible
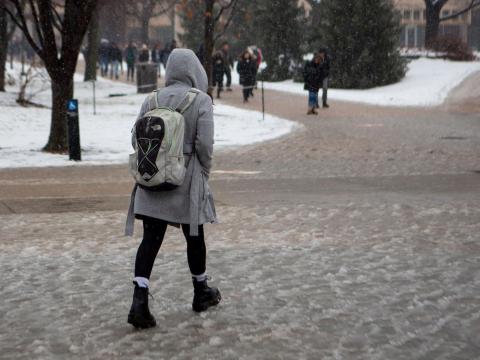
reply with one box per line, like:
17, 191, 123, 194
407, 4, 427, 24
125, 49, 216, 236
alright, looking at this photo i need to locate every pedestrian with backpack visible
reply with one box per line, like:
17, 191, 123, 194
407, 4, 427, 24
125, 48, 220, 329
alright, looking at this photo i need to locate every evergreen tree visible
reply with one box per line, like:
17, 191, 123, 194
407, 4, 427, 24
224, 1, 260, 57
318, 0, 406, 89
256, 0, 304, 81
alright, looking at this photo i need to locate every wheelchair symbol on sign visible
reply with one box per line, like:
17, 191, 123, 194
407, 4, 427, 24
68, 100, 78, 112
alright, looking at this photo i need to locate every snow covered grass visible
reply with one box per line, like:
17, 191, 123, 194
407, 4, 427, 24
0, 66, 297, 169
233, 58, 480, 107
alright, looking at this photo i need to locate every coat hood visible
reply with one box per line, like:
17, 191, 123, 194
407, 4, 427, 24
165, 48, 208, 92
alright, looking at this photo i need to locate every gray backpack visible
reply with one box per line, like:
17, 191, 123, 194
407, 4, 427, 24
129, 88, 199, 191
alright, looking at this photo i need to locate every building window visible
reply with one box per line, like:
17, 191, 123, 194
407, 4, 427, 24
442, 10, 450, 18
413, 10, 420, 20
404, 9, 411, 20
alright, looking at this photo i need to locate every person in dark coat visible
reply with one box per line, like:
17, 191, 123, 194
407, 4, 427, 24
151, 43, 163, 78
236, 50, 257, 103
220, 41, 234, 91
161, 40, 177, 67
125, 42, 138, 82
318, 48, 331, 108
109, 42, 123, 80
303, 52, 325, 115
212, 50, 226, 99
138, 44, 150, 63
99, 39, 110, 77
195, 43, 205, 65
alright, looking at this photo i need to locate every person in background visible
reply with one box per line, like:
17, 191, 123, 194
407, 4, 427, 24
195, 43, 205, 66
318, 48, 331, 108
162, 40, 177, 67
220, 41, 234, 91
138, 44, 150, 63
125, 42, 138, 82
109, 42, 123, 80
236, 49, 257, 103
212, 50, 226, 99
99, 39, 110, 77
151, 43, 163, 78
303, 52, 325, 115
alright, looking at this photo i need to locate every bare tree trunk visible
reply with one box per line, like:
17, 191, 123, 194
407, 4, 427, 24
204, 0, 214, 95
425, 2, 441, 48
44, 76, 74, 153
0, 8, 7, 92
84, 6, 100, 81
141, 8, 150, 45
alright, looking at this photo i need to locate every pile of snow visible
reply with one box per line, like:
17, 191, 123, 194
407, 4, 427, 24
232, 58, 480, 107
0, 67, 296, 169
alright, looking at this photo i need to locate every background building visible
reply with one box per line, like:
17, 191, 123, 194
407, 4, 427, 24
395, 0, 478, 49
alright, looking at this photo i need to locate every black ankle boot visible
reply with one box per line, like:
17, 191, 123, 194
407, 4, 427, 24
192, 278, 221, 312
127, 282, 156, 329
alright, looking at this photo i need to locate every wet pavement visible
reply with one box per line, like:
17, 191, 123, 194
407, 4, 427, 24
1, 80, 480, 359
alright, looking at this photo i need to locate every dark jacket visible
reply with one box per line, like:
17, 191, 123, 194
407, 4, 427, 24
151, 48, 163, 63
138, 49, 150, 63
303, 60, 325, 92
110, 46, 123, 62
322, 54, 331, 78
221, 49, 234, 68
99, 42, 109, 60
237, 58, 257, 87
125, 46, 137, 64
212, 52, 226, 85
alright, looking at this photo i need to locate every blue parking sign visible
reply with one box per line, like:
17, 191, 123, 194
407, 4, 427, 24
68, 99, 78, 112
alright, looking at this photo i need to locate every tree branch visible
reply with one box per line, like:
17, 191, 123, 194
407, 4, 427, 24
50, 3, 64, 33
151, 0, 178, 17
214, 0, 237, 22
28, 0, 45, 48
213, 0, 239, 42
1, 0, 43, 57
440, 0, 480, 21
38, 0, 58, 63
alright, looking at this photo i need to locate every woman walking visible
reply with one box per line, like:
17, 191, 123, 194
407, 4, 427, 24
212, 50, 226, 99
236, 50, 257, 103
125, 49, 220, 329
303, 52, 325, 115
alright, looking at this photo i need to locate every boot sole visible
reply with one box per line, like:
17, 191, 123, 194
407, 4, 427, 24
192, 292, 222, 313
127, 313, 156, 329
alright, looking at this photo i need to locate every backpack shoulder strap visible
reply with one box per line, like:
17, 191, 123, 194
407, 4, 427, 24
152, 90, 160, 109
175, 88, 200, 114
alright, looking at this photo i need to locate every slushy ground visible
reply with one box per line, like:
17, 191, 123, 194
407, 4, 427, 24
1, 71, 480, 359
1, 194, 480, 359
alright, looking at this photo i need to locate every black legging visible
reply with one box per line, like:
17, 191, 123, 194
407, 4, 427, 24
134, 217, 206, 279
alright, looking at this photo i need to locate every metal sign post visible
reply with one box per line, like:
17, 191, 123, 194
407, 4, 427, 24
91, 80, 96, 115
261, 77, 265, 122
67, 99, 81, 161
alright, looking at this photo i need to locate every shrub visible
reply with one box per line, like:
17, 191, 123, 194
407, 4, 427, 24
432, 35, 475, 61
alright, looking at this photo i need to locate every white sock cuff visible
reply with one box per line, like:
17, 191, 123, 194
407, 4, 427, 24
192, 273, 207, 282
134, 277, 150, 288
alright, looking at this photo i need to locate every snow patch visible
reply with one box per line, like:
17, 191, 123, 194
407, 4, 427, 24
0, 66, 296, 169
233, 58, 480, 107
